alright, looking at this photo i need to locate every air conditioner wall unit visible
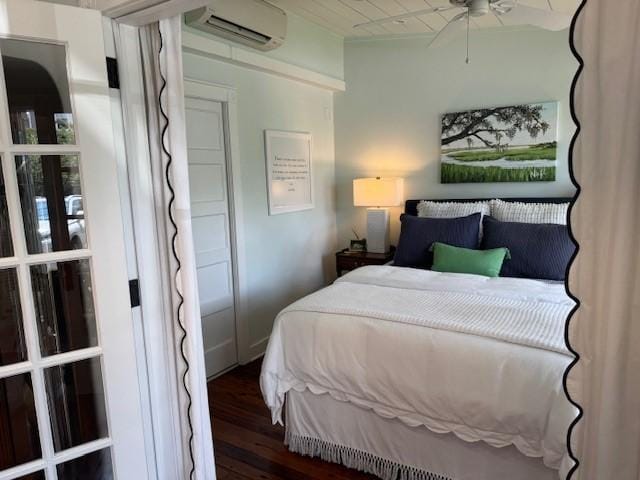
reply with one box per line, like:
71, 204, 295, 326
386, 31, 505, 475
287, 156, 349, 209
185, 0, 287, 51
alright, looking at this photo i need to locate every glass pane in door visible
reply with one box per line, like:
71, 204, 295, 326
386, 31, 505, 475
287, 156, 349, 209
0, 373, 41, 470
44, 358, 108, 452
0, 161, 13, 257
14, 472, 45, 480
30, 260, 96, 357
0, 39, 75, 145
0, 268, 26, 366
56, 448, 112, 479
15, 155, 85, 254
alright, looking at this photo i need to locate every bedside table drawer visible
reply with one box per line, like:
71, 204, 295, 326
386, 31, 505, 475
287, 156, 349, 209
338, 256, 367, 270
335, 247, 396, 277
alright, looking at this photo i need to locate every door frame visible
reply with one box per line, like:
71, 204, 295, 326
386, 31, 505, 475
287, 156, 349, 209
183, 78, 249, 367
102, 18, 160, 480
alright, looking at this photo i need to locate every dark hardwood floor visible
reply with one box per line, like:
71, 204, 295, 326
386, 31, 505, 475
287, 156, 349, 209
208, 359, 376, 480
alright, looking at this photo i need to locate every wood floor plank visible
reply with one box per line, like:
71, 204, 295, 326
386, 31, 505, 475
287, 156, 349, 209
209, 359, 377, 480
215, 451, 287, 480
215, 465, 252, 480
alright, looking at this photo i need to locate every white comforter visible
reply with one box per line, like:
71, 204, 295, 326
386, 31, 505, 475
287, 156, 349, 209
260, 266, 577, 475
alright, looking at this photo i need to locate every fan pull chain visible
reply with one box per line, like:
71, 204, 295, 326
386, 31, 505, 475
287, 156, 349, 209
466, 8, 470, 64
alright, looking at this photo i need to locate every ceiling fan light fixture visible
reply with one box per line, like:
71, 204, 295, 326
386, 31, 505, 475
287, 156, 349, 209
471, 0, 490, 16
450, 0, 489, 17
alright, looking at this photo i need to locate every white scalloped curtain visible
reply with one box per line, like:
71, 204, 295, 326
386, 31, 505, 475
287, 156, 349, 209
115, 16, 216, 480
567, 1, 640, 479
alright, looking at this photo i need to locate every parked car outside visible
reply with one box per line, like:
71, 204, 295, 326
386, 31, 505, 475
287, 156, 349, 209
35, 195, 85, 252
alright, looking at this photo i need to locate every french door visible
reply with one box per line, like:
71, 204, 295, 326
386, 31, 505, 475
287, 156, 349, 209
0, 1, 148, 479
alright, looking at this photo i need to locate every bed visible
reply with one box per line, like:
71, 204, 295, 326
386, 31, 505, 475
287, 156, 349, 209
260, 197, 577, 480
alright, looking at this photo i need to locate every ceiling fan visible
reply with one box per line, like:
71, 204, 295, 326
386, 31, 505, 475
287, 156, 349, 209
353, 0, 573, 63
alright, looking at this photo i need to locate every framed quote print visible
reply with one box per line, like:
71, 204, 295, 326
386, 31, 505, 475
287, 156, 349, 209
265, 130, 314, 215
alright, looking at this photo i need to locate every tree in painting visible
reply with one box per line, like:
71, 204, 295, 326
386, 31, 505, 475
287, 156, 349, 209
440, 102, 558, 184
441, 105, 550, 148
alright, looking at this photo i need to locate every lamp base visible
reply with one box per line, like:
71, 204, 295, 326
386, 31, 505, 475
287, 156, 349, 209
366, 208, 390, 254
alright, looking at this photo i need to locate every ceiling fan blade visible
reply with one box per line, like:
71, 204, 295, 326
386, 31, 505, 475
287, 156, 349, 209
428, 11, 468, 49
353, 6, 456, 29
497, 4, 572, 31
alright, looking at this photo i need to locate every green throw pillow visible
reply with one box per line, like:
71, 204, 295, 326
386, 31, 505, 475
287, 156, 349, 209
430, 242, 510, 278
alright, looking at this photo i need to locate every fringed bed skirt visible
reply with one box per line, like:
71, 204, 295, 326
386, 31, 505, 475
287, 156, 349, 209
286, 429, 451, 480
284, 389, 558, 480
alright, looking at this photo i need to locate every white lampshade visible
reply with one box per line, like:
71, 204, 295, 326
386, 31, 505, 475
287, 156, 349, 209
353, 177, 404, 207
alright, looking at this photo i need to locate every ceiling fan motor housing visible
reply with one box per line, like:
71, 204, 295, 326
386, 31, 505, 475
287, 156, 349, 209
450, 0, 490, 16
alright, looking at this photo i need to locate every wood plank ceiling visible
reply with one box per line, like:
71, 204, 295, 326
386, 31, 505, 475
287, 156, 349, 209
268, 0, 580, 38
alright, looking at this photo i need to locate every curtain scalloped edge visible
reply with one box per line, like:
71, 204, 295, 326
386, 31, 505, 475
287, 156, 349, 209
156, 22, 196, 479
562, 0, 588, 478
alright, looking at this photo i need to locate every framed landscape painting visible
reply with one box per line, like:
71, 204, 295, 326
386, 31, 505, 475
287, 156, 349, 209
440, 102, 558, 183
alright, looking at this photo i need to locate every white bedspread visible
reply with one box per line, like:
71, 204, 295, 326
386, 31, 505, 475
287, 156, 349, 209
260, 266, 577, 475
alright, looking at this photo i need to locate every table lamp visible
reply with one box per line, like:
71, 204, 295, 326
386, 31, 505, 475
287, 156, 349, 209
353, 177, 404, 254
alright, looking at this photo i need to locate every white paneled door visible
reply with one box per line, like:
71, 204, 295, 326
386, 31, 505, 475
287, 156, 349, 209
185, 86, 238, 378
0, 1, 148, 479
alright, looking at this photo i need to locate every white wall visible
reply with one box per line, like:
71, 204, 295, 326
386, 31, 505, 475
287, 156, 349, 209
182, 18, 338, 357
259, 11, 344, 80
334, 27, 577, 247
184, 11, 344, 81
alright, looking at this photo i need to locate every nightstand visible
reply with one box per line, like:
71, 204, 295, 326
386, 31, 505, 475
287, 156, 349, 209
336, 246, 396, 277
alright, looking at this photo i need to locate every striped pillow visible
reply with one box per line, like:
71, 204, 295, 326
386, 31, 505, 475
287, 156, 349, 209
490, 199, 569, 225
417, 200, 490, 219
417, 201, 490, 240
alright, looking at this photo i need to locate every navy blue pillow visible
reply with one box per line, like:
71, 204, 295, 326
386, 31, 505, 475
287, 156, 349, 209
394, 213, 481, 269
481, 216, 575, 281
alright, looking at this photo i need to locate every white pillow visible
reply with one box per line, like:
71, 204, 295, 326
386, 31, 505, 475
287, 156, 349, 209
416, 200, 490, 219
490, 199, 569, 225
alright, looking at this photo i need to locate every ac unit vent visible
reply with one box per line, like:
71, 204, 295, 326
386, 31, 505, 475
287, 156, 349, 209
205, 15, 272, 45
